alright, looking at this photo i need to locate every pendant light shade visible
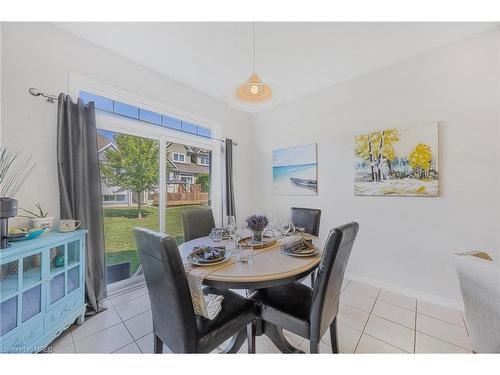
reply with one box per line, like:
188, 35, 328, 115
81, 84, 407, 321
224, 23, 284, 112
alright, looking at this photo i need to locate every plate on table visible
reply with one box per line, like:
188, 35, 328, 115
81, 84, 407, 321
280, 237, 318, 257
187, 246, 228, 266
280, 248, 319, 257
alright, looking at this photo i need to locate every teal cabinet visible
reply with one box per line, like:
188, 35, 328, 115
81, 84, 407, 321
0, 230, 86, 353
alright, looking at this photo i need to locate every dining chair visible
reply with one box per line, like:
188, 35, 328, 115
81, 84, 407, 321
182, 208, 216, 242
133, 227, 257, 353
251, 222, 359, 353
290, 207, 321, 237
290, 207, 322, 286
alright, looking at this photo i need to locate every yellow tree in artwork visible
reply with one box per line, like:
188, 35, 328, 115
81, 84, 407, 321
408, 143, 433, 179
355, 129, 399, 181
381, 129, 399, 175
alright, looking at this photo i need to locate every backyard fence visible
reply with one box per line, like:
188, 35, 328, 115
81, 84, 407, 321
153, 184, 209, 206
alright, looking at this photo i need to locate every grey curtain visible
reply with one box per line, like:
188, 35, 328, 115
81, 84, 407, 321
57, 94, 107, 313
225, 138, 236, 218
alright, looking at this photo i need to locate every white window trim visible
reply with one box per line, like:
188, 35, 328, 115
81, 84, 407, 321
69, 74, 223, 293
179, 174, 195, 184
172, 152, 187, 163
198, 155, 210, 166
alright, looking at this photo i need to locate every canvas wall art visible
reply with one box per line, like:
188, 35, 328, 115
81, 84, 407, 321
273, 143, 317, 195
354, 123, 438, 196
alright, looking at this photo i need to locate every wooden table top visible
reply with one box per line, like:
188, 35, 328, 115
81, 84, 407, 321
179, 234, 323, 289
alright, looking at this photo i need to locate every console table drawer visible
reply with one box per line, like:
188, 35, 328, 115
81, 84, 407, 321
45, 293, 83, 333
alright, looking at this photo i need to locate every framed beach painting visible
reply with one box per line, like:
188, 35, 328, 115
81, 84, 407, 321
273, 143, 318, 196
354, 123, 439, 197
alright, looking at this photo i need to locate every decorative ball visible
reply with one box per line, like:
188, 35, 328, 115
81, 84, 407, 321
53, 255, 65, 268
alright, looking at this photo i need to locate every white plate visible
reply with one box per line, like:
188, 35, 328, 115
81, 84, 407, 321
187, 254, 230, 267
280, 249, 319, 257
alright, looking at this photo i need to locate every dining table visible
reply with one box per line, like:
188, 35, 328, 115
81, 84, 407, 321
179, 233, 323, 353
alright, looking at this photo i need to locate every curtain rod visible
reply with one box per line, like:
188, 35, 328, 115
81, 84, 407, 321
28, 87, 238, 146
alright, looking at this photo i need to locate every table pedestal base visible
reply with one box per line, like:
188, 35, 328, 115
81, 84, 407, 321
222, 319, 304, 354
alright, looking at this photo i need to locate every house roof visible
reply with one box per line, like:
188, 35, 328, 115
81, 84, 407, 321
97, 134, 115, 153
173, 162, 209, 174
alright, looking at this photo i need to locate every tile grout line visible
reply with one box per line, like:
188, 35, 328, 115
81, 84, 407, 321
413, 328, 471, 351
353, 288, 381, 353
413, 299, 417, 353
361, 332, 409, 353
416, 331, 471, 353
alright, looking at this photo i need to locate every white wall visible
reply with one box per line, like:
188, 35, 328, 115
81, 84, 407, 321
252, 29, 500, 306
0, 22, 254, 222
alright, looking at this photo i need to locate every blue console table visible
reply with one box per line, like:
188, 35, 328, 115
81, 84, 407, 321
0, 230, 87, 353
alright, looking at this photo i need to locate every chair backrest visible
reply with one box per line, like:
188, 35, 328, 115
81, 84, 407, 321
309, 222, 359, 341
291, 207, 321, 237
182, 208, 216, 242
455, 256, 500, 353
133, 227, 197, 353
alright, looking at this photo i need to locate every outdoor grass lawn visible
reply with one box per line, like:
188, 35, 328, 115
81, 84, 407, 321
103, 205, 203, 275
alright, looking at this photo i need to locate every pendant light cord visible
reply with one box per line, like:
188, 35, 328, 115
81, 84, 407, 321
252, 22, 256, 73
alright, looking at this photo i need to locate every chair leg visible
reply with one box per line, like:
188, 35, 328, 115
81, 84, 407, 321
310, 340, 319, 354
154, 334, 163, 354
330, 317, 339, 354
247, 321, 256, 354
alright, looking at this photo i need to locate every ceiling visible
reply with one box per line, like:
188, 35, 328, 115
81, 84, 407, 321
55, 22, 497, 104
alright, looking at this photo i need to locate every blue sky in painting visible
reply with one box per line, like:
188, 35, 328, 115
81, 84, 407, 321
273, 143, 316, 167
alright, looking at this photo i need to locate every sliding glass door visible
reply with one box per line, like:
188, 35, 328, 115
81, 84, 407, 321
97, 130, 160, 284
164, 142, 212, 245
96, 128, 217, 287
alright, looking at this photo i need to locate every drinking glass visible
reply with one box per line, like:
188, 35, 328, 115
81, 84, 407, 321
237, 243, 254, 263
227, 215, 236, 229
211, 228, 223, 243
284, 218, 296, 236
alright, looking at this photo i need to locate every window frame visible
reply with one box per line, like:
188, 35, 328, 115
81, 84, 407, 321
198, 155, 210, 166
172, 152, 187, 163
179, 175, 194, 184
70, 73, 223, 293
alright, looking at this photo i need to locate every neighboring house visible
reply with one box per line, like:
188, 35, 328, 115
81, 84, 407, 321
166, 142, 210, 193
97, 134, 211, 204
97, 134, 134, 206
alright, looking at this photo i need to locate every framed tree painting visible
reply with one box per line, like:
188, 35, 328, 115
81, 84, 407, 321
354, 123, 439, 196
273, 143, 318, 196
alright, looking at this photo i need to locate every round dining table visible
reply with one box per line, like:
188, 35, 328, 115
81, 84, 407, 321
179, 234, 323, 353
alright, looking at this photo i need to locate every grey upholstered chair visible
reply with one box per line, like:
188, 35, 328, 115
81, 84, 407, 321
133, 227, 257, 353
291, 207, 321, 237
291, 207, 322, 285
182, 208, 216, 242
251, 222, 359, 353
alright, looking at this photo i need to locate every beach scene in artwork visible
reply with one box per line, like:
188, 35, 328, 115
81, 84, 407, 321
354, 124, 438, 197
273, 144, 317, 195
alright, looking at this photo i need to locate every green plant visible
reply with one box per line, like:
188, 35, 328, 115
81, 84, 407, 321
195, 173, 210, 192
18, 202, 49, 218
0, 148, 37, 198
100, 134, 159, 218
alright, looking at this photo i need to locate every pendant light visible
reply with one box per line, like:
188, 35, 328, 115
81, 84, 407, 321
224, 23, 284, 112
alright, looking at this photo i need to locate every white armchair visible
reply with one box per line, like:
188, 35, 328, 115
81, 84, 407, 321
455, 255, 500, 353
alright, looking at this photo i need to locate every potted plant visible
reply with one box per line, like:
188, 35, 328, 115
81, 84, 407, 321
245, 214, 269, 243
0, 148, 37, 248
19, 203, 54, 231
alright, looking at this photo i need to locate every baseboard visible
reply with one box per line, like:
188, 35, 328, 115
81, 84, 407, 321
345, 272, 464, 311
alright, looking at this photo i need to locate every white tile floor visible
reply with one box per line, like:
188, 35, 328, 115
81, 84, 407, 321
44, 279, 472, 354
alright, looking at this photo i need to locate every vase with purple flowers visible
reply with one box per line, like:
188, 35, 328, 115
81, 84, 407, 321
245, 214, 269, 243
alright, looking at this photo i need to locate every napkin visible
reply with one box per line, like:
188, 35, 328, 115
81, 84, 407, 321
281, 237, 315, 254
